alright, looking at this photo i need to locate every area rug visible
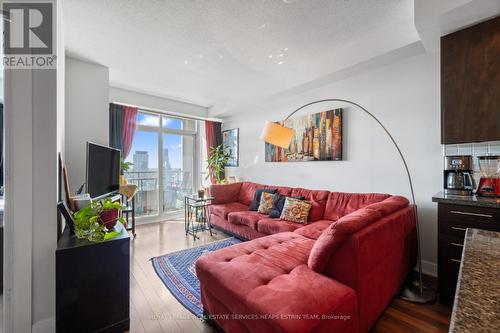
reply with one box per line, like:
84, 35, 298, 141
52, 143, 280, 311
152, 237, 242, 318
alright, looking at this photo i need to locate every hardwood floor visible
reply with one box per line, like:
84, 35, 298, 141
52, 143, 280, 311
130, 221, 451, 333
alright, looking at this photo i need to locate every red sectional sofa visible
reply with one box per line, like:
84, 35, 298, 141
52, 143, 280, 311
196, 182, 417, 333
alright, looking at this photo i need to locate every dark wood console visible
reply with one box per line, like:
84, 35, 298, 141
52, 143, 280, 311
56, 223, 130, 332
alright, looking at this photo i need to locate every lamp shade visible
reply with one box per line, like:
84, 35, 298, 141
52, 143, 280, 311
259, 121, 294, 149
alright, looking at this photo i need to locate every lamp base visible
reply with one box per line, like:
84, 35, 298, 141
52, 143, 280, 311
399, 278, 437, 304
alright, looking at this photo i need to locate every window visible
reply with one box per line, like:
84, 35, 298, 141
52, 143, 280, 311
124, 110, 198, 219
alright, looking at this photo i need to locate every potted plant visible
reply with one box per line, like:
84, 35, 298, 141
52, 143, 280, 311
73, 198, 126, 242
120, 158, 133, 185
206, 144, 231, 184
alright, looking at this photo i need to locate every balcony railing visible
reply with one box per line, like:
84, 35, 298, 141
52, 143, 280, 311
124, 170, 192, 218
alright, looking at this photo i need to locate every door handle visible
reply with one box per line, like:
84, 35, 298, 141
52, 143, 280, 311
451, 226, 466, 232
451, 242, 463, 247
450, 210, 493, 218
451, 259, 461, 263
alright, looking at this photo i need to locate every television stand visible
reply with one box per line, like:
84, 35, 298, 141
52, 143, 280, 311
56, 223, 130, 332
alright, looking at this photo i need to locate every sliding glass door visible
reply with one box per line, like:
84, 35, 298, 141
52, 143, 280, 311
162, 133, 194, 213
125, 111, 197, 220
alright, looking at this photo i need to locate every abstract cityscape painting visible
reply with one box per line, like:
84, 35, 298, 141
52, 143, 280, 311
223, 128, 239, 167
265, 109, 342, 162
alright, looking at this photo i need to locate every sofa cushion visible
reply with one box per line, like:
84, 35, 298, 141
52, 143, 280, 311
280, 197, 312, 224
364, 196, 410, 217
195, 232, 315, 313
257, 218, 304, 235
274, 186, 294, 196
294, 219, 334, 239
210, 202, 249, 219
290, 188, 330, 221
250, 188, 278, 211
228, 211, 268, 230
238, 182, 266, 206
269, 194, 305, 218
308, 209, 383, 273
324, 192, 391, 220
195, 233, 356, 333
210, 183, 242, 204
245, 264, 357, 333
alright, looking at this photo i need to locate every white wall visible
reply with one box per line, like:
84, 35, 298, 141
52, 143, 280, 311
65, 57, 109, 194
4, 1, 64, 331
223, 50, 442, 275
109, 86, 208, 119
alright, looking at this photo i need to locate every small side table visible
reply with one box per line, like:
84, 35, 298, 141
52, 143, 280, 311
119, 184, 138, 238
121, 194, 136, 237
184, 194, 214, 240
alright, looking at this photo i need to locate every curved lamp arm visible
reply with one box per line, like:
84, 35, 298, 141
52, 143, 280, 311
284, 99, 416, 205
261, 98, 435, 302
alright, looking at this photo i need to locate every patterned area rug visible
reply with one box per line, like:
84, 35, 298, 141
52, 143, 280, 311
152, 237, 242, 318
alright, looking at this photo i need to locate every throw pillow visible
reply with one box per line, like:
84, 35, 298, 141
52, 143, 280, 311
258, 192, 275, 214
269, 194, 306, 218
249, 188, 277, 211
280, 197, 311, 224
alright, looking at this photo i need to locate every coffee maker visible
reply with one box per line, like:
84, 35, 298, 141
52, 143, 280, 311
444, 155, 474, 196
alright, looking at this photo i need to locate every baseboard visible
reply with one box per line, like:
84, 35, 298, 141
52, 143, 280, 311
420, 260, 437, 277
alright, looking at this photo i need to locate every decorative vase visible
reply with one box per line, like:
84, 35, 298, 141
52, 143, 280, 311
99, 209, 119, 230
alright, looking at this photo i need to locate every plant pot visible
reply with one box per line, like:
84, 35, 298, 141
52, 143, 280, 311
99, 209, 119, 230
119, 175, 127, 185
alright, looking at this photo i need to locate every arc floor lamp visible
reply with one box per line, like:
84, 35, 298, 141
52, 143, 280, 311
260, 98, 436, 304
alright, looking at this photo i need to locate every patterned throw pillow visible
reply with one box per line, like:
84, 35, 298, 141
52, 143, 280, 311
280, 197, 311, 224
258, 192, 275, 215
269, 194, 306, 218
250, 188, 277, 211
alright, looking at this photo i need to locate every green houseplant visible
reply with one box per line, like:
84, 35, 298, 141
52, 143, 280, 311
206, 144, 231, 184
73, 198, 126, 242
120, 159, 133, 185
120, 158, 133, 175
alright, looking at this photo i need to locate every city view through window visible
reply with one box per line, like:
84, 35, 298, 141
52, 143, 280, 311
125, 112, 196, 219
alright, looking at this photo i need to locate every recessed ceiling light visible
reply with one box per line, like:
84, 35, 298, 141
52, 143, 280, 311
197, 54, 204, 59
257, 23, 268, 30
277, 54, 284, 58
268, 55, 273, 58
277, 61, 283, 65
284, 47, 289, 51
183, 60, 189, 65
218, 54, 224, 59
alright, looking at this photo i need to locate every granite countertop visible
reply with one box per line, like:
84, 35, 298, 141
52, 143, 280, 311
432, 191, 500, 209
449, 228, 500, 333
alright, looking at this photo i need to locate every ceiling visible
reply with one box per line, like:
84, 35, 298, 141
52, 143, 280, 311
63, 0, 418, 116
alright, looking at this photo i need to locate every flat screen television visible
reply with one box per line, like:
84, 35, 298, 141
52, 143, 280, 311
86, 142, 121, 199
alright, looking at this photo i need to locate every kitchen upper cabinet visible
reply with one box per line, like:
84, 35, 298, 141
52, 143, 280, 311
441, 16, 500, 144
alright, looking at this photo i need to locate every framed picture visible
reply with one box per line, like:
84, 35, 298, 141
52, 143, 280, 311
222, 128, 239, 167
265, 108, 342, 162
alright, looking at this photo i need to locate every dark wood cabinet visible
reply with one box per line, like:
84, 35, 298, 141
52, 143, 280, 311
437, 203, 500, 305
441, 16, 500, 144
56, 224, 130, 332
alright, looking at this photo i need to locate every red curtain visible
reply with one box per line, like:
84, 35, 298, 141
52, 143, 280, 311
205, 120, 223, 184
122, 106, 138, 158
